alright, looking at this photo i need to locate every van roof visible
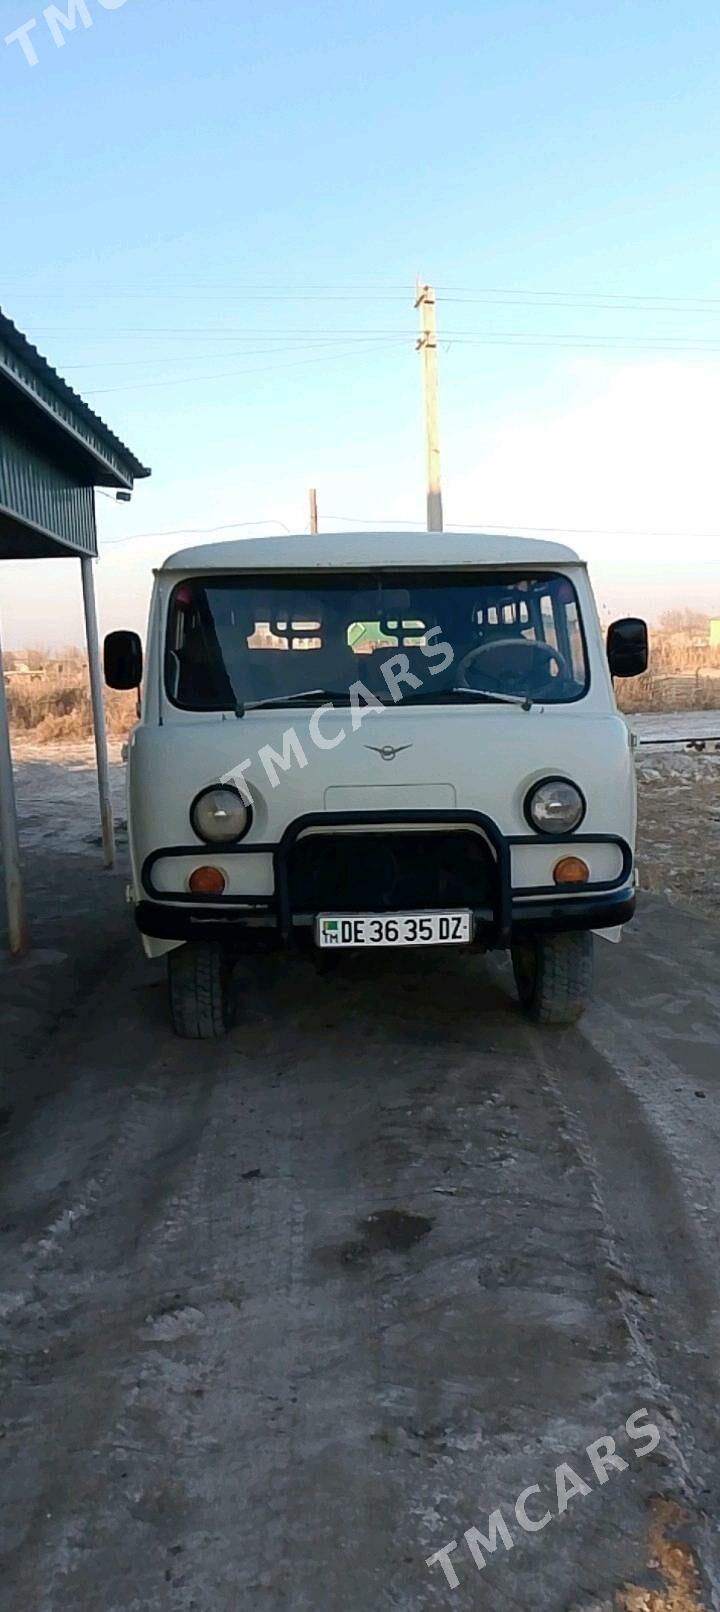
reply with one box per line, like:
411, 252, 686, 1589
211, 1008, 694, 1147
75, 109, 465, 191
159, 531, 584, 574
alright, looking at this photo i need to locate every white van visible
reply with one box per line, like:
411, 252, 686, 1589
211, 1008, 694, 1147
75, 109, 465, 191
104, 532, 648, 1038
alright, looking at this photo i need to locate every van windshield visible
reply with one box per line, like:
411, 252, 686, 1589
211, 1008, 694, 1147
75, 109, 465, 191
165, 569, 589, 711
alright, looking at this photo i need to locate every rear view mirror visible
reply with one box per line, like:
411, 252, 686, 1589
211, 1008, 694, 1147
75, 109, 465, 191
104, 630, 143, 690
606, 617, 649, 679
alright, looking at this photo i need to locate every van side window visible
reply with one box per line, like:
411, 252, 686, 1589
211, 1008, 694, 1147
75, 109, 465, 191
536, 587, 584, 678
565, 601, 586, 682
347, 619, 428, 654
347, 620, 397, 654
247, 620, 322, 649
539, 594, 560, 651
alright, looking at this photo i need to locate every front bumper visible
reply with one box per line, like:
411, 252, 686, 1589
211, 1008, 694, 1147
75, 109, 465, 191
136, 809, 635, 949
136, 885, 635, 945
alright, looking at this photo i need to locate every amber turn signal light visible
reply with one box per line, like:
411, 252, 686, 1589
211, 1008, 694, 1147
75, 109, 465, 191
553, 856, 590, 885
188, 865, 227, 895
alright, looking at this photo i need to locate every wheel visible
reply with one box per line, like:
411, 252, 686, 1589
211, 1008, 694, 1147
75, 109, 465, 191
167, 942, 234, 1039
511, 931, 594, 1026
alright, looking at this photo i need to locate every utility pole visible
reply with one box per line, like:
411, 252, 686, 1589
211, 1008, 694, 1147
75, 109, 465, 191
308, 487, 319, 533
415, 282, 444, 532
0, 607, 28, 956
81, 556, 115, 868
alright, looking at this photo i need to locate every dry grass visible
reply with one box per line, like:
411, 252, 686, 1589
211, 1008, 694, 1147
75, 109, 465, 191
618, 1498, 706, 1610
615, 633, 720, 712
615, 673, 720, 712
5, 630, 720, 739
6, 654, 135, 741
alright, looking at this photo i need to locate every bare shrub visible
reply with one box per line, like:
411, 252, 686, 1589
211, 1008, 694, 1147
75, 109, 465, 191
615, 628, 720, 711
7, 652, 136, 740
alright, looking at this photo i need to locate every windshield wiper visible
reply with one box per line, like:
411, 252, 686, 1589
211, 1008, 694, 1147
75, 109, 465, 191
451, 686, 534, 711
235, 689, 347, 716
400, 686, 534, 711
236, 685, 535, 716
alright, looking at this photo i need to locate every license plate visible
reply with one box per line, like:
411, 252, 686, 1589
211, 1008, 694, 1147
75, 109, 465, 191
316, 911, 473, 949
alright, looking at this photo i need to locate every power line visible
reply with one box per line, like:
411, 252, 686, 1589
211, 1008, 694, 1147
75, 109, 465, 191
23, 315, 720, 339
61, 336, 406, 371
437, 285, 720, 306
33, 325, 720, 351
442, 298, 720, 317
1, 281, 411, 291
98, 518, 293, 546
100, 511, 720, 543
2, 290, 413, 303
8, 280, 720, 308
443, 334, 720, 352
32, 324, 720, 341
322, 514, 720, 540
95, 507, 720, 570
84, 339, 410, 397
69, 331, 720, 394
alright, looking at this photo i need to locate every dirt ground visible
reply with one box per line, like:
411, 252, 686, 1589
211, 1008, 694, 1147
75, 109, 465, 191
1, 730, 719, 1611
635, 751, 720, 920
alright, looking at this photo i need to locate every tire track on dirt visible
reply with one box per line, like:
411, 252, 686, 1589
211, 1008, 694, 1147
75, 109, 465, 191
217, 953, 669, 1611
2, 980, 323, 1608
525, 997, 720, 1607
0, 949, 178, 1323
1, 938, 715, 1611
0, 961, 246, 1606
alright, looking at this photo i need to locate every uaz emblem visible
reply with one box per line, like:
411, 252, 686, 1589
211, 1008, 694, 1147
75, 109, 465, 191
364, 744, 413, 762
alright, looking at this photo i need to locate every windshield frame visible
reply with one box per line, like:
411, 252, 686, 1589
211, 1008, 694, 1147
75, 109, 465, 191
163, 568, 592, 713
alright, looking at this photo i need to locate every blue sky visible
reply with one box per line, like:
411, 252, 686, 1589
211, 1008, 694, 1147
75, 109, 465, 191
1, 0, 719, 643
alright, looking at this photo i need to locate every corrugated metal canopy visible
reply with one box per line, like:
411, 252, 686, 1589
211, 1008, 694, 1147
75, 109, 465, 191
0, 307, 150, 560
0, 305, 150, 489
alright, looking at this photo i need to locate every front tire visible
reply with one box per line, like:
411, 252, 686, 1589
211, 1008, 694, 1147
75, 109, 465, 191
168, 942, 234, 1039
511, 931, 594, 1026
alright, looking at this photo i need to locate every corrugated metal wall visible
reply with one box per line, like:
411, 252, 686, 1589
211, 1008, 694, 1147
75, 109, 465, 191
0, 425, 96, 556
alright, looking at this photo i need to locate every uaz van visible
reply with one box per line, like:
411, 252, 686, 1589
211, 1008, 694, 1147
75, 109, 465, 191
104, 532, 648, 1037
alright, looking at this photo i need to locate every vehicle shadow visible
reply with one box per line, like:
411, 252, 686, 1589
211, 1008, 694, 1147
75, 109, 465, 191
232, 943, 518, 1052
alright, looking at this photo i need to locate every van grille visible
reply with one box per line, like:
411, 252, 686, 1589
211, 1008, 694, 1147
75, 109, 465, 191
286, 829, 495, 914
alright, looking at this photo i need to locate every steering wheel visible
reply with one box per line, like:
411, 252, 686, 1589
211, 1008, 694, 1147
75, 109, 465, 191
457, 637, 570, 695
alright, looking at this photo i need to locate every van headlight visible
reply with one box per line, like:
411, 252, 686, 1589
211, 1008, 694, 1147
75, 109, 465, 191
191, 786, 252, 844
525, 778, 586, 834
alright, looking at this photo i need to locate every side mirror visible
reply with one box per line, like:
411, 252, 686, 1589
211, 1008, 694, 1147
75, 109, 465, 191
104, 630, 143, 690
606, 617, 649, 679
